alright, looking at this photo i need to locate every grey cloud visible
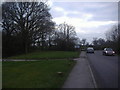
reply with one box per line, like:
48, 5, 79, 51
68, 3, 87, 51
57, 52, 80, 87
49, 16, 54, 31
77, 32, 106, 43
51, 2, 117, 21
0, 5, 1, 21
50, 2, 118, 43
50, 10, 64, 18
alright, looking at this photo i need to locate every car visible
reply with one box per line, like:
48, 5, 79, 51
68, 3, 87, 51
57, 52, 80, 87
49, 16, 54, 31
86, 47, 94, 53
103, 48, 115, 56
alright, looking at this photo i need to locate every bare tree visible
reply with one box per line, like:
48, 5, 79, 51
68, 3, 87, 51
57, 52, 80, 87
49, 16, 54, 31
2, 1, 54, 57
105, 25, 118, 42
81, 38, 86, 45
53, 22, 77, 50
105, 25, 119, 53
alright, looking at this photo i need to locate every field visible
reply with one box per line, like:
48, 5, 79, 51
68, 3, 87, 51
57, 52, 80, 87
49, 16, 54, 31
3, 60, 76, 88
7, 51, 79, 60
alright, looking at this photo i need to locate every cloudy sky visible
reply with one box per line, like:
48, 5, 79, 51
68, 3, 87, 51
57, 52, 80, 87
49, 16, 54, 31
49, 0, 118, 43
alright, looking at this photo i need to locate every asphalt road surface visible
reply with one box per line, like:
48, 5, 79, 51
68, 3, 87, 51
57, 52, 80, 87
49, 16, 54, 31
87, 50, 118, 88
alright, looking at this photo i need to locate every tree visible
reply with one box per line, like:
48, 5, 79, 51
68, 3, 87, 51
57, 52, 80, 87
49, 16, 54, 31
105, 25, 118, 53
81, 38, 86, 45
105, 25, 118, 42
92, 38, 105, 46
53, 22, 77, 51
92, 38, 106, 50
0, 31, 1, 58
118, 24, 120, 54
2, 1, 54, 57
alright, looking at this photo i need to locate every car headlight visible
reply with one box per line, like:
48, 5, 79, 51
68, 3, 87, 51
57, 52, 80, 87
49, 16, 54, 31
105, 51, 108, 53
113, 51, 115, 53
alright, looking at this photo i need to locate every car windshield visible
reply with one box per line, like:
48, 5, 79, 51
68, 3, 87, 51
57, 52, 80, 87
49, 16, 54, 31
87, 48, 93, 50
106, 48, 113, 51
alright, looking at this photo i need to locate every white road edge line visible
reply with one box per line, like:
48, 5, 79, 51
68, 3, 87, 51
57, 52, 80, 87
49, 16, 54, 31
86, 54, 98, 88
88, 62, 98, 88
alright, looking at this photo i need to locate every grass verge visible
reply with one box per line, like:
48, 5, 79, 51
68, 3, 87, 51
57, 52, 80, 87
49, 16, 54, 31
3, 60, 76, 88
7, 51, 80, 60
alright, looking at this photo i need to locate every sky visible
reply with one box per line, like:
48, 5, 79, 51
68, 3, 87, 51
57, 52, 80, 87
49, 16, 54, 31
49, 0, 118, 43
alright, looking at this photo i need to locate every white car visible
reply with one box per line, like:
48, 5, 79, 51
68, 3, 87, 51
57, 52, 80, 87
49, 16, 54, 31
87, 47, 94, 53
103, 48, 115, 56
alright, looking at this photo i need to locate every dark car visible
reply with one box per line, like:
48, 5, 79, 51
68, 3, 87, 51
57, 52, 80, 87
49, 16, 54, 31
103, 48, 115, 56
86, 47, 94, 53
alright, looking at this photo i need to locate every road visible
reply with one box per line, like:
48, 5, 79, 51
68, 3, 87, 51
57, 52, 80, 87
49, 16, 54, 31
87, 50, 118, 88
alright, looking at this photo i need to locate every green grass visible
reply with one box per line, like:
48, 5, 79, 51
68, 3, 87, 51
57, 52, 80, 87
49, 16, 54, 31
3, 60, 76, 88
7, 51, 79, 60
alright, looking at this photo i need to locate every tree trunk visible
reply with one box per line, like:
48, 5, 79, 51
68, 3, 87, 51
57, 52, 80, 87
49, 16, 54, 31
25, 41, 28, 54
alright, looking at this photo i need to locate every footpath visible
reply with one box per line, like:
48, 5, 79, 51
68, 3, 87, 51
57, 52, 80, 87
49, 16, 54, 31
62, 51, 97, 88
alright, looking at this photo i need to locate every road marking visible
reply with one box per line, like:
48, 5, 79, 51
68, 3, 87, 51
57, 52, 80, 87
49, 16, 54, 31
88, 62, 98, 88
86, 54, 98, 88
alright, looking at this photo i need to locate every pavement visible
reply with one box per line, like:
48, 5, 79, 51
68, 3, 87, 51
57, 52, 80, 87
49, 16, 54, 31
62, 51, 97, 88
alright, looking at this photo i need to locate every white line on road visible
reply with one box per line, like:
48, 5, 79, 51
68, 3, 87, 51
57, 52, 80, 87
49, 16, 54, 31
86, 54, 98, 88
